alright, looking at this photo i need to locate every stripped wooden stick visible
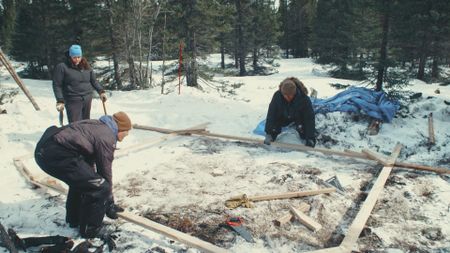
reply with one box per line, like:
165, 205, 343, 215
12, 154, 228, 253
289, 205, 322, 232
274, 202, 310, 226
0, 48, 40, 111
133, 124, 449, 174
228, 188, 335, 202
428, 113, 435, 145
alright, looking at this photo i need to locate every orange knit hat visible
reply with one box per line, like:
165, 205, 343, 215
113, 111, 132, 131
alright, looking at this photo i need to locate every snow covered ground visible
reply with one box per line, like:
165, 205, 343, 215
1, 55, 449, 252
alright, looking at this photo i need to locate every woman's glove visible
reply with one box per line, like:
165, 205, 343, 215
100, 92, 107, 102
56, 102, 64, 112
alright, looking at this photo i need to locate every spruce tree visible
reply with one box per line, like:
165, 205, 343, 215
0, 0, 16, 52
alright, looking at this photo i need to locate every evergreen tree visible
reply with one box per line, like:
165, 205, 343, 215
168, 0, 221, 86
248, 0, 280, 71
0, 0, 16, 52
12, 0, 70, 78
286, 0, 315, 58
67, 0, 109, 56
277, 0, 289, 57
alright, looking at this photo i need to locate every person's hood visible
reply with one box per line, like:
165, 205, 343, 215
99, 115, 118, 141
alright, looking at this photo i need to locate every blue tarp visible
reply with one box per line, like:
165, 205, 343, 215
253, 87, 399, 136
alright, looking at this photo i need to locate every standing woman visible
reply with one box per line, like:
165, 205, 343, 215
53, 44, 107, 123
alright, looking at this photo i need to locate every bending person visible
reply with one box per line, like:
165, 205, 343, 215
34, 112, 131, 238
53, 44, 107, 123
264, 77, 316, 147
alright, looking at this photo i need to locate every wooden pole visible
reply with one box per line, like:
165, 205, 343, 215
227, 188, 335, 202
133, 124, 449, 174
133, 124, 368, 160
339, 144, 402, 251
0, 48, 40, 111
428, 113, 435, 145
13, 154, 228, 253
289, 205, 322, 232
116, 123, 209, 158
362, 149, 449, 174
274, 203, 310, 226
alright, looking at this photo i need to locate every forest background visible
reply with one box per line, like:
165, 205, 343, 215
1, 0, 449, 93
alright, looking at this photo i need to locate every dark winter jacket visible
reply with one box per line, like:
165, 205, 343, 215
53, 118, 117, 187
52, 58, 104, 103
265, 88, 316, 140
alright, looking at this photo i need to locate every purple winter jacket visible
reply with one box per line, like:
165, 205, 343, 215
53, 119, 117, 189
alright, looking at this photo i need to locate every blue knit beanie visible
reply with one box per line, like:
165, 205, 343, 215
69, 45, 82, 57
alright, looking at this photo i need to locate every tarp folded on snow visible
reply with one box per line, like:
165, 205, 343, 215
253, 86, 399, 136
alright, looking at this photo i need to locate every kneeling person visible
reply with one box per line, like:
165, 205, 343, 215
34, 111, 132, 238
264, 77, 316, 147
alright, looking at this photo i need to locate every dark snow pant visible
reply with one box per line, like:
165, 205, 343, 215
65, 95, 92, 123
34, 127, 110, 236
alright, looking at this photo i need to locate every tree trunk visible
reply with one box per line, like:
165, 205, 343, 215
220, 42, 225, 69
186, 32, 198, 87
161, 12, 167, 94
106, 0, 122, 90
376, 0, 390, 91
252, 48, 258, 69
431, 56, 439, 81
236, 0, 246, 76
145, 3, 161, 88
417, 47, 426, 81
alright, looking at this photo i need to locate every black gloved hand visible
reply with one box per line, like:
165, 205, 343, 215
305, 139, 316, 148
264, 134, 273, 145
105, 201, 124, 219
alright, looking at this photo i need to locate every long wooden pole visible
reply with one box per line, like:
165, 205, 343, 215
13, 154, 227, 253
228, 188, 335, 202
307, 144, 403, 253
133, 124, 449, 174
0, 48, 40, 111
428, 113, 435, 145
339, 144, 402, 251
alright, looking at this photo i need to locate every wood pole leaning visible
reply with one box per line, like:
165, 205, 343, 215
0, 48, 40, 111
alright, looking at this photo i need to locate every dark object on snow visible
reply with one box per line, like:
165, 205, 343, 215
0, 223, 18, 253
105, 200, 124, 220
5, 227, 73, 253
367, 119, 382, 135
325, 175, 345, 194
410, 92, 422, 100
225, 217, 254, 243
444, 100, 450, 105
